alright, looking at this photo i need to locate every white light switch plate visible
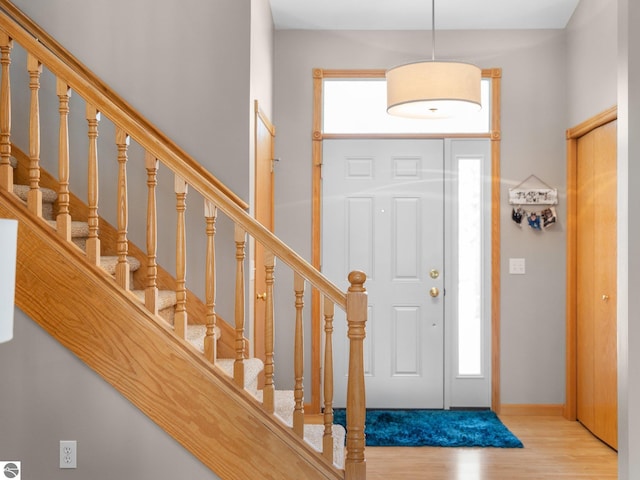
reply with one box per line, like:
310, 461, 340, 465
509, 257, 526, 275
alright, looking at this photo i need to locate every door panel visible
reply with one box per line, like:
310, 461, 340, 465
323, 139, 444, 408
576, 119, 617, 449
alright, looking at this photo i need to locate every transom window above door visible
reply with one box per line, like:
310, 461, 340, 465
323, 78, 491, 134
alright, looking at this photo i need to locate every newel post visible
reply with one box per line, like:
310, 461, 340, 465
345, 270, 367, 480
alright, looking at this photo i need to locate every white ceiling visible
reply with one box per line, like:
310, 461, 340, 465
269, 0, 581, 31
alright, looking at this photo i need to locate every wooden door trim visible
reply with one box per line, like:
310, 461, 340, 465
565, 105, 617, 421
310, 68, 502, 412
254, 100, 275, 367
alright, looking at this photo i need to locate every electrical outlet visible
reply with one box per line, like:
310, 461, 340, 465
59, 440, 77, 469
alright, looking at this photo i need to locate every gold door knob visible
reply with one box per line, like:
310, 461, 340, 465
429, 287, 440, 298
257, 292, 267, 301
602, 294, 609, 301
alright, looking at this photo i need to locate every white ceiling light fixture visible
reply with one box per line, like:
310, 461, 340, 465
386, 0, 482, 119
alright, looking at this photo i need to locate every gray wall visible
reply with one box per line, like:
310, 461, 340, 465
273, 29, 568, 404
617, 0, 640, 477
566, 0, 618, 125
10, 0, 252, 199
0, 310, 218, 479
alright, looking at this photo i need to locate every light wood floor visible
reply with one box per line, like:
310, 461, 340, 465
365, 415, 617, 479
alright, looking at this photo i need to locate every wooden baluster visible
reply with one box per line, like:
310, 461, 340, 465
0, 32, 12, 191
27, 53, 42, 216
293, 272, 305, 437
345, 271, 367, 480
263, 250, 276, 414
174, 175, 188, 338
86, 104, 101, 265
144, 152, 159, 315
115, 127, 130, 289
323, 296, 335, 463
233, 225, 246, 388
56, 79, 72, 241
204, 199, 218, 364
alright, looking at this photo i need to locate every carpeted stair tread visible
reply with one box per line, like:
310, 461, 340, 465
130, 289, 177, 311
46, 219, 90, 238
13, 184, 58, 203
302, 423, 345, 469
12, 183, 56, 220
214, 357, 264, 393
185, 324, 222, 352
251, 389, 345, 467
252, 389, 296, 424
100, 255, 141, 275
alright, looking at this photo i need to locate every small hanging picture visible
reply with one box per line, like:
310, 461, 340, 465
512, 207, 524, 226
527, 211, 541, 230
541, 206, 557, 228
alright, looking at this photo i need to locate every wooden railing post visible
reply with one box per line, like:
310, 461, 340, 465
263, 250, 276, 414
293, 272, 305, 437
174, 175, 188, 338
0, 32, 12, 191
233, 225, 246, 388
86, 103, 101, 265
204, 199, 218, 364
323, 296, 335, 463
115, 127, 130, 289
56, 79, 71, 241
27, 53, 42, 216
345, 270, 367, 480
144, 152, 159, 315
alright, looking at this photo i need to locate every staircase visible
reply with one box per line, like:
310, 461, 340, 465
0, 2, 367, 479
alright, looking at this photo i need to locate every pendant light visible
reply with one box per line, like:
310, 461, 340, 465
0, 218, 18, 343
386, 0, 481, 119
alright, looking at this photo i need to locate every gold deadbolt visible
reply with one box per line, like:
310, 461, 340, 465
430, 269, 440, 279
429, 287, 440, 298
257, 292, 267, 301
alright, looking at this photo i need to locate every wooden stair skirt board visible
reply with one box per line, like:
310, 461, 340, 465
500, 404, 565, 416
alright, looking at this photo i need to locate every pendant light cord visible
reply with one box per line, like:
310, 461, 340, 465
431, 0, 436, 61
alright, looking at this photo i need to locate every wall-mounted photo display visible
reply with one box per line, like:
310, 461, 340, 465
509, 175, 558, 231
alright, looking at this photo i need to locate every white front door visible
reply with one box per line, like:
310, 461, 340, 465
322, 139, 445, 408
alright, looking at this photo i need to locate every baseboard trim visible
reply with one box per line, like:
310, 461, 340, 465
499, 404, 564, 416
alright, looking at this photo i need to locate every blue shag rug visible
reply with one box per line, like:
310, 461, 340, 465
332, 409, 523, 448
